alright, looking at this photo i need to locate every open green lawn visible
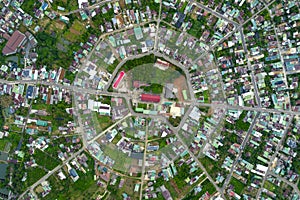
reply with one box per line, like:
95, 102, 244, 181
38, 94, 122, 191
96, 115, 113, 130
182, 179, 216, 200
141, 83, 163, 94
34, 149, 61, 171
112, 133, 122, 144
230, 177, 246, 194
52, 0, 78, 11
0, 132, 21, 153
263, 181, 277, 193
102, 144, 137, 173
107, 177, 140, 200
26, 167, 47, 186
235, 111, 251, 131
31, 101, 73, 132
44, 153, 100, 200
21, 0, 41, 16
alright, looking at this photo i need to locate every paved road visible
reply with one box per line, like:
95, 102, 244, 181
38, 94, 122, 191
168, 121, 226, 199
59, 0, 113, 16
154, 0, 163, 52
73, 91, 88, 148
191, 0, 239, 26
87, 113, 131, 144
270, 10, 291, 110
104, 51, 155, 91
18, 148, 84, 199
221, 112, 261, 192
256, 115, 294, 199
7, 1, 289, 198
192, 0, 276, 65
139, 121, 149, 200
239, 28, 262, 107
269, 171, 300, 196
1, 79, 300, 117
195, 102, 300, 116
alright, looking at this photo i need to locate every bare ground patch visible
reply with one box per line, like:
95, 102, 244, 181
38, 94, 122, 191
173, 75, 188, 102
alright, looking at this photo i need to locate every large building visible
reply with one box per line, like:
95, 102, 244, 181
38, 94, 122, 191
88, 99, 111, 116
140, 94, 161, 103
2, 30, 26, 56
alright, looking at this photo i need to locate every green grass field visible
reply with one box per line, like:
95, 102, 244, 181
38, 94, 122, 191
230, 177, 246, 194
34, 149, 61, 171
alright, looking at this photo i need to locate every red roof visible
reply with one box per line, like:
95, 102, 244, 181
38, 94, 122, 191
2, 30, 26, 56
141, 94, 160, 103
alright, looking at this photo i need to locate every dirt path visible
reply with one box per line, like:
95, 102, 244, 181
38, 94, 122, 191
173, 75, 188, 102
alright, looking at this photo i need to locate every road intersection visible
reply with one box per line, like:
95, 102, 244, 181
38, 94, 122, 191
11, 0, 300, 198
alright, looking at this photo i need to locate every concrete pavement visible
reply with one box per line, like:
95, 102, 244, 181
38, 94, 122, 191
221, 112, 261, 192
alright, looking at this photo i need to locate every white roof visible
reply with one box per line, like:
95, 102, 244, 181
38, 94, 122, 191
78, 0, 88, 9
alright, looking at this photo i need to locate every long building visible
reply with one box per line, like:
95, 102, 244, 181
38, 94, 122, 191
2, 30, 26, 56
140, 94, 160, 103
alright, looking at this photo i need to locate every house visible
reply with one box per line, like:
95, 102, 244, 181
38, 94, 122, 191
69, 167, 79, 182
78, 0, 88, 9
164, 84, 175, 99
0, 164, 8, 181
2, 30, 26, 56
134, 26, 143, 40
26, 85, 34, 99
0, 188, 10, 199
141, 94, 160, 103
160, 185, 173, 200
0, 152, 8, 162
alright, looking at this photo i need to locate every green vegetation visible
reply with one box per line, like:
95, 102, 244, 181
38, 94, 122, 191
64, 70, 77, 83
202, 90, 210, 103
12, 165, 47, 193
235, 111, 251, 131
106, 60, 119, 74
44, 154, 101, 200
225, 111, 250, 131
230, 177, 246, 194
137, 103, 147, 109
26, 167, 47, 185
52, 0, 78, 11
21, 0, 41, 16
91, 6, 115, 26
96, 115, 113, 130
121, 54, 156, 72
169, 116, 181, 127
0, 106, 4, 131
31, 100, 73, 132
112, 133, 122, 144
182, 179, 217, 200
0, 132, 21, 153
141, 83, 163, 94
36, 32, 75, 69
187, 18, 206, 39
34, 149, 61, 171
106, 177, 140, 200
63, 20, 87, 42
102, 144, 138, 174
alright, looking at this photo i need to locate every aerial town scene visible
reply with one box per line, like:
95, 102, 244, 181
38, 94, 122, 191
0, 0, 299, 199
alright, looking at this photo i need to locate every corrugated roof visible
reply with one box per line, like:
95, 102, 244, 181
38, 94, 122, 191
2, 30, 26, 55
141, 94, 160, 103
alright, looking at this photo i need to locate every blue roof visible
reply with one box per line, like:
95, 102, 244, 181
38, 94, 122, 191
145, 39, 153, 47
69, 168, 78, 177
147, 146, 159, 151
41, 2, 48, 10
26, 86, 33, 98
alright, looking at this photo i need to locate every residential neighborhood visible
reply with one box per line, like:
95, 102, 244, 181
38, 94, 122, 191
0, 0, 299, 199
